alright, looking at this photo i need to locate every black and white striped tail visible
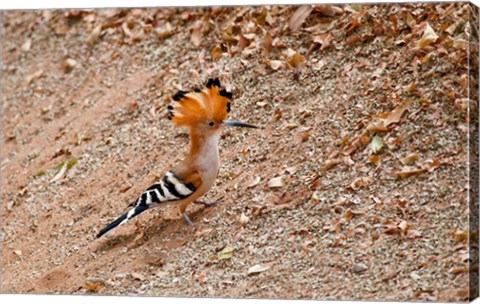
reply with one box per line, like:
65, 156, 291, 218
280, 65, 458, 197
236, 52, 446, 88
96, 204, 149, 238
96, 171, 196, 238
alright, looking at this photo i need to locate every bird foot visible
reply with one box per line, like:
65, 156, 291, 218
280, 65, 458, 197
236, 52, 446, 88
182, 212, 193, 226
193, 197, 223, 208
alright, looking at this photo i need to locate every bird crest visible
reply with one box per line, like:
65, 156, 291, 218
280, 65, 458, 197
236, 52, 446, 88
167, 78, 232, 127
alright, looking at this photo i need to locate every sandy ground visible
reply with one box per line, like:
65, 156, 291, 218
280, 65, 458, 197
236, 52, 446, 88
1, 3, 477, 301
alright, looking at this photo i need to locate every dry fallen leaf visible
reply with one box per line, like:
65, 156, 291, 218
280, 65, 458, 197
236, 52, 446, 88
50, 161, 68, 183
262, 32, 273, 53
84, 281, 105, 293
156, 22, 174, 39
247, 264, 270, 275
26, 69, 44, 85
289, 6, 313, 31
86, 24, 103, 46
21, 38, 32, 52
131, 272, 146, 281
417, 23, 439, 49
401, 152, 420, 165
371, 135, 383, 154
348, 177, 370, 191
218, 246, 234, 260
239, 213, 250, 226
246, 176, 261, 189
268, 176, 284, 188
287, 50, 306, 69
366, 99, 413, 132
343, 208, 365, 222
321, 159, 340, 172
63, 58, 78, 73
394, 160, 440, 179
191, 22, 203, 47
313, 33, 333, 50
369, 155, 381, 166
211, 44, 223, 60
315, 5, 343, 16
270, 60, 283, 70
453, 230, 468, 242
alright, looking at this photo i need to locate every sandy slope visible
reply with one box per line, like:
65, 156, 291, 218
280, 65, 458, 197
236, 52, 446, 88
1, 4, 476, 301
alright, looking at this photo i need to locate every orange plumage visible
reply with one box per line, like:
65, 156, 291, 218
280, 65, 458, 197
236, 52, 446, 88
168, 78, 232, 128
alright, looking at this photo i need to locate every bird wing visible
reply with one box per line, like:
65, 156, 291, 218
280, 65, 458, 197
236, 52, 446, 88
97, 169, 202, 238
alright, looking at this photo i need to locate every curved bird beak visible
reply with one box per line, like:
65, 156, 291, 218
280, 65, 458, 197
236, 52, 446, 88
222, 120, 258, 129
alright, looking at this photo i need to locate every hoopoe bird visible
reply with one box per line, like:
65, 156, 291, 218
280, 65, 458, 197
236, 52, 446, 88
97, 78, 257, 238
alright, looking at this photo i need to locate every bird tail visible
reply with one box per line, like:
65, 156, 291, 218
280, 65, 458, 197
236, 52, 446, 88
97, 204, 149, 238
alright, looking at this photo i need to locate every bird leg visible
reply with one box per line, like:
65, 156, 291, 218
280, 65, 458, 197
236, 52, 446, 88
180, 201, 193, 226
193, 197, 223, 208
182, 212, 193, 226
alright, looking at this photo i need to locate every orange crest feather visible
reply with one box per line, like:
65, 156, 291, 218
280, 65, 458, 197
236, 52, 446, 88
167, 78, 232, 127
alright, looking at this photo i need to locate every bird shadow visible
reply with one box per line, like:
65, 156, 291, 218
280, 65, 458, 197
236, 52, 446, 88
93, 207, 211, 253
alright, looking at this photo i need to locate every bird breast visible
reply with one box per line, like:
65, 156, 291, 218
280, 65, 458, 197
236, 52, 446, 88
194, 133, 221, 195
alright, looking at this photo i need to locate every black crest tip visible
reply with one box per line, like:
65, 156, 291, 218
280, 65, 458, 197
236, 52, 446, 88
173, 90, 188, 101
206, 77, 221, 88
220, 89, 233, 100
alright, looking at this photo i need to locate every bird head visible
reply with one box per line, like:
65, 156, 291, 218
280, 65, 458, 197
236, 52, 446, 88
167, 78, 258, 134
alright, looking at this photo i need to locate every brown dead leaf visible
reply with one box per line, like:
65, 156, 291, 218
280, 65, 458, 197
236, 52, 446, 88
417, 23, 439, 49
366, 99, 413, 132
422, 160, 441, 172
401, 152, 420, 165
348, 176, 371, 191
287, 50, 306, 69
295, 130, 310, 144
262, 32, 273, 53
131, 272, 146, 281
310, 177, 322, 190
343, 208, 365, 222
450, 267, 469, 275
26, 69, 44, 85
453, 230, 468, 242
394, 160, 439, 179
21, 38, 32, 52
346, 35, 362, 45
245, 176, 261, 189
268, 177, 284, 188
156, 22, 174, 39
84, 281, 105, 293
211, 44, 223, 60
289, 6, 313, 31
247, 264, 270, 275
315, 5, 343, 16
398, 220, 408, 231
191, 22, 203, 47
406, 229, 422, 239
239, 213, 250, 227
369, 155, 381, 166
458, 74, 468, 89
321, 159, 340, 172
86, 24, 103, 46
270, 60, 283, 70
393, 168, 425, 179
313, 33, 333, 50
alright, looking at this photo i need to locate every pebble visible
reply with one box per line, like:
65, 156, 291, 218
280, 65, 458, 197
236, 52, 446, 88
353, 263, 368, 273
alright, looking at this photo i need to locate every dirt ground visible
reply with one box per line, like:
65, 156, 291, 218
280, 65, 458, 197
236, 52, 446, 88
0, 3, 477, 301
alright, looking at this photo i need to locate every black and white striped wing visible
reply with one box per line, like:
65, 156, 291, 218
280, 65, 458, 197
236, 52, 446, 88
97, 171, 196, 238
140, 171, 196, 207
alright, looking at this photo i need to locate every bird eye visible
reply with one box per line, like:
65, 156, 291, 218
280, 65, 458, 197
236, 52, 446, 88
208, 121, 215, 127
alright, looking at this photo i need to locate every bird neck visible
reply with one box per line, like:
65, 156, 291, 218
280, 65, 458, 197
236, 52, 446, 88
188, 128, 220, 160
